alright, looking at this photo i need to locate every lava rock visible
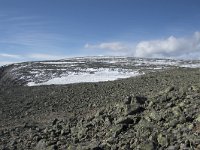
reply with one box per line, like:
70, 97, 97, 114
35, 139, 46, 150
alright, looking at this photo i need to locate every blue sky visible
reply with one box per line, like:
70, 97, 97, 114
1, 0, 200, 65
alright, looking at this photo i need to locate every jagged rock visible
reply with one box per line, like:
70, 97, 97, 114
157, 134, 168, 147
110, 125, 124, 138
43, 127, 48, 134
124, 96, 132, 104
87, 141, 101, 150
9, 139, 17, 146
168, 119, 179, 127
172, 106, 182, 116
115, 116, 134, 125
106, 136, 116, 145
60, 129, 69, 135
52, 118, 59, 126
139, 142, 155, 150
95, 110, 104, 117
135, 96, 147, 104
77, 127, 87, 139
196, 144, 200, 149
136, 118, 154, 129
164, 86, 175, 93
104, 117, 112, 126
35, 139, 46, 150
124, 104, 144, 115
148, 101, 154, 107
67, 144, 77, 150
188, 123, 194, 130
47, 145, 58, 150
149, 110, 161, 121
70, 126, 78, 136
167, 145, 179, 150
179, 115, 186, 123
196, 114, 200, 122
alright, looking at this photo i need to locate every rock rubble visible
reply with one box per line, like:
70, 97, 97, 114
1, 68, 200, 149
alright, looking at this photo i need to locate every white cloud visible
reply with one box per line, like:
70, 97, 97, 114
27, 53, 67, 60
135, 32, 200, 58
85, 42, 129, 51
0, 53, 21, 59
0, 61, 16, 66
85, 32, 200, 59
0, 53, 71, 66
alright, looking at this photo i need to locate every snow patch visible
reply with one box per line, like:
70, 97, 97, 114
180, 64, 200, 68
40, 61, 85, 64
28, 69, 142, 86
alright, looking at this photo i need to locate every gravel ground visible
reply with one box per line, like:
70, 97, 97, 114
0, 68, 200, 149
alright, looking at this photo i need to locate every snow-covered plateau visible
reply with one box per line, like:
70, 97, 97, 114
1, 57, 200, 86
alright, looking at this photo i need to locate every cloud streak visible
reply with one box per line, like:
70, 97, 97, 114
0, 61, 17, 66
85, 42, 129, 51
0, 53, 21, 59
0, 53, 70, 66
27, 53, 67, 60
0, 14, 68, 54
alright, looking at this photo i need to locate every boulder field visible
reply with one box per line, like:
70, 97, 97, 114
0, 68, 200, 149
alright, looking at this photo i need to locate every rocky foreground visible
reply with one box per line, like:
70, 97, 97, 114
1, 68, 200, 149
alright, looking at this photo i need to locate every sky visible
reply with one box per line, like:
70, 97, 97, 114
0, 0, 200, 65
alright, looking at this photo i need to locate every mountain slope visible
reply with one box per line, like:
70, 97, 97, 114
0, 57, 200, 86
1, 67, 200, 149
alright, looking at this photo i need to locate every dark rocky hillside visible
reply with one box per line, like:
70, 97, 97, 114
0, 67, 200, 149
0, 65, 20, 86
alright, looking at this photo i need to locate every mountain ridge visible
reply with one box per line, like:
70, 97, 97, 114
1, 57, 200, 87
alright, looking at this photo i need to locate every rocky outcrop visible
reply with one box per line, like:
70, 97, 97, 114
0, 65, 25, 86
